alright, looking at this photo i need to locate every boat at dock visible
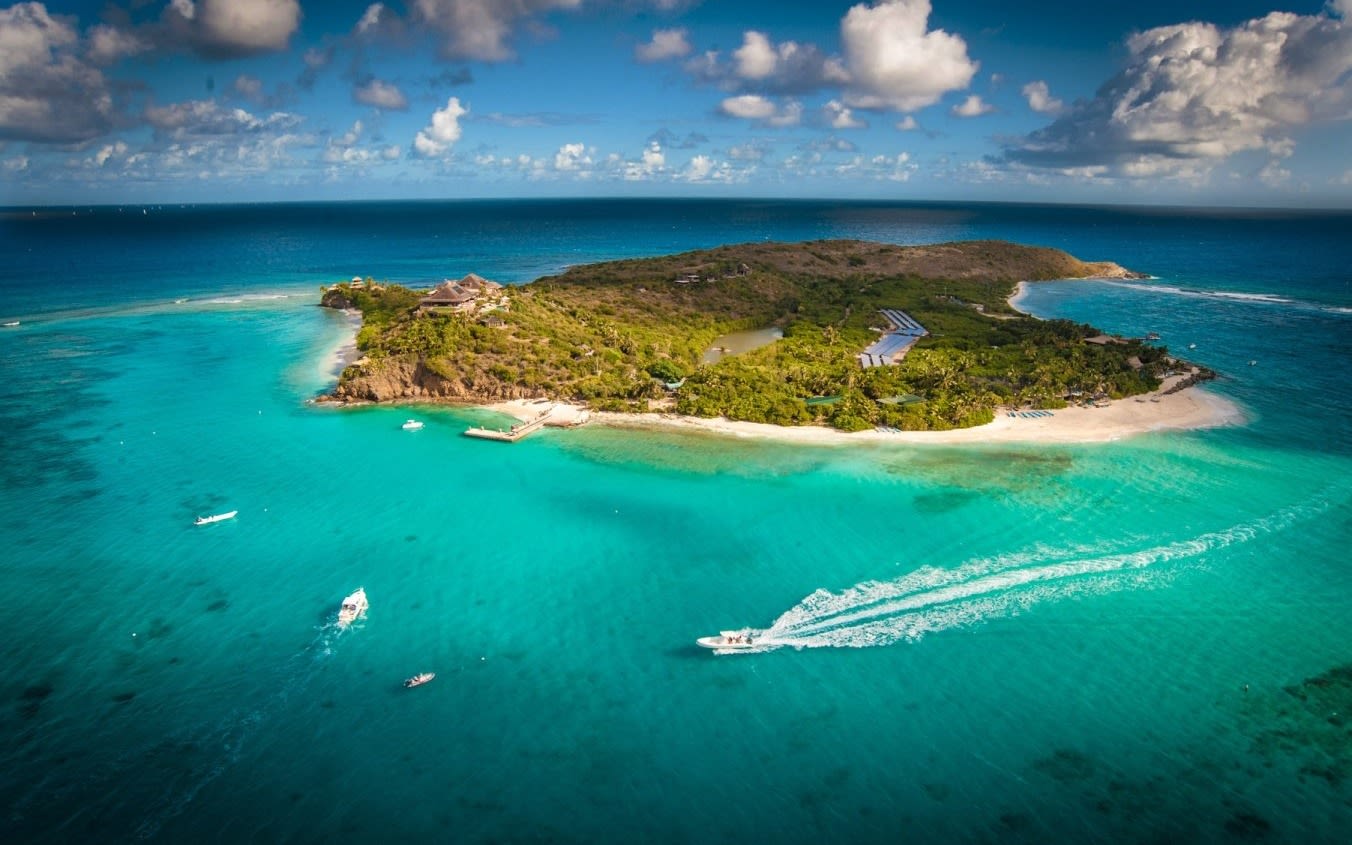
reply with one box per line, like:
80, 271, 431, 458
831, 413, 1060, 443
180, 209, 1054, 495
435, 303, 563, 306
401, 419, 424, 430
697, 630, 757, 650
194, 510, 237, 525
404, 672, 435, 688
337, 587, 368, 628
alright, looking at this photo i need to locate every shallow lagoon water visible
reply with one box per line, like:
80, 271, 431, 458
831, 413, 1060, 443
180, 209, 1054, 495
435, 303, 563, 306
2, 200, 1351, 843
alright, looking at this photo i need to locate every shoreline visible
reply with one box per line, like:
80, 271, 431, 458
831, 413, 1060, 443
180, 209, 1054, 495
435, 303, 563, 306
342, 272, 1244, 446
480, 276, 1242, 445
483, 374, 1243, 446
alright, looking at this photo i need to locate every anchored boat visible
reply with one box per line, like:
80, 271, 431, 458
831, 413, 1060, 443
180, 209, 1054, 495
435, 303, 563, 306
401, 419, 424, 431
404, 672, 435, 688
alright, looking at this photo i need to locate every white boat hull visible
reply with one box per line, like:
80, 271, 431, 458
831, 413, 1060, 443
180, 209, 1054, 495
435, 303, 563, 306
697, 631, 757, 649
194, 510, 237, 525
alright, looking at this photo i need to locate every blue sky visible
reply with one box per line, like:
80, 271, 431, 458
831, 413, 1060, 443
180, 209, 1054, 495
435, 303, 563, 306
2, 0, 1350, 206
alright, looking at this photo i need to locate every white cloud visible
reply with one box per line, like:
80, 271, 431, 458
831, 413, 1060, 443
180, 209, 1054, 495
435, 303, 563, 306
1021, 80, 1063, 115
684, 154, 714, 181
92, 141, 127, 167
719, 95, 801, 127
1003, 11, 1352, 178
353, 79, 409, 110
411, 0, 582, 62
720, 94, 776, 120
636, 28, 690, 62
553, 142, 592, 171
824, 99, 866, 129
3, 154, 29, 172
414, 96, 468, 157
766, 101, 803, 127
727, 142, 768, 161
1330, 1, 1352, 19
691, 30, 847, 95
335, 120, 364, 147
642, 140, 664, 170
87, 23, 150, 65
734, 31, 778, 79
169, 0, 302, 58
234, 74, 264, 99
841, 0, 979, 112
0, 3, 114, 143
895, 115, 919, 131
950, 94, 993, 117
146, 100, 303, 137
622, 140, 666, 180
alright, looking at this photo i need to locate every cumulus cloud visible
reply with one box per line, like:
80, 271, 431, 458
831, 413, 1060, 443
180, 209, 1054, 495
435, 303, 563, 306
950, 94, 993, 117
1002, 11, 1352, 178
166, 0, 302, 58
0, 3, 114, 143
145, 99, 303, 138
353, 78, 409, 110
841, 0, 979, 112
553, 141, 592, 171
414, 96, 468, 157
824, 100, 866, 128
636, 28, 690, 62
1021, 80, 1063, 115
895, 115, 919, 131
1331, 1, 1352, 18
87, 23, 150, 65
409, 0, 581, 62
720, 94, 776, 120
719, 95, 802, 127
688, 30, 848, 95
621, 140, 666, 180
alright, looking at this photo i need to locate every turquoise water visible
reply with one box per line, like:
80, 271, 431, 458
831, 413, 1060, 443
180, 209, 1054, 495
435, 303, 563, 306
2, 200, 1352, 843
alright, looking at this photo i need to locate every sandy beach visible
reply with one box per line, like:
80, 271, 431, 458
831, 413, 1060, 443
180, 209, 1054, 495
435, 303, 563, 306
484, 374, 1243, 447
482, 279, 1244, 446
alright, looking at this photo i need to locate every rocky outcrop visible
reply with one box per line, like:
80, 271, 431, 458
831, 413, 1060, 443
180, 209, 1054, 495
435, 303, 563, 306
320, 288, 356, 310
328, 357, 543, 404
1078, 261, 1149, 280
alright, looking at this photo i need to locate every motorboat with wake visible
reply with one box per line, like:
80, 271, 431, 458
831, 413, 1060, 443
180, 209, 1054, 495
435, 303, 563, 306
404, 672, 435, 688
401, 419, 424, 431
697, 630, 757, 650
337, 587, 368, 628
194, 510, 237, 525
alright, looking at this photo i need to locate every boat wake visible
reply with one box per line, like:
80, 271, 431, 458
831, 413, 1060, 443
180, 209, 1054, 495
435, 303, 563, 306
128, 623, 350, 839
730, 499, 1325, 654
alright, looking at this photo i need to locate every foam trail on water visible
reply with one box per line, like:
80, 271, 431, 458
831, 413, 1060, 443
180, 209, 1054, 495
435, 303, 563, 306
128, 622, 352, 840
738, 498, 1326, 653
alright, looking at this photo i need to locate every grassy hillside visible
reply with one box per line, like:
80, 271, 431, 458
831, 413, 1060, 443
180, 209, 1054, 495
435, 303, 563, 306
329, 239, 1172, 431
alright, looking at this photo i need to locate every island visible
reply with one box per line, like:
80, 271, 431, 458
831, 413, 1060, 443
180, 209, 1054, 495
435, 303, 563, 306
320, 239, 1227, 438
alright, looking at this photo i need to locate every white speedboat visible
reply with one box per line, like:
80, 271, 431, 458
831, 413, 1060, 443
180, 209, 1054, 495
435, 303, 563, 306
194, 510, 237, 525
337, 587, 368, 628
697, 630, 757, 650
404, 672, 435, 688
401, 419, 424, 431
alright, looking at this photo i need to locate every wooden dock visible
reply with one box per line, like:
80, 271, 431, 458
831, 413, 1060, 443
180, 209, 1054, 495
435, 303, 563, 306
463, 412, 551, 443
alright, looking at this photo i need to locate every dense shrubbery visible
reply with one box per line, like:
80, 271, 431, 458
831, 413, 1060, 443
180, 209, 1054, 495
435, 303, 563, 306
334, 240, 1165, 430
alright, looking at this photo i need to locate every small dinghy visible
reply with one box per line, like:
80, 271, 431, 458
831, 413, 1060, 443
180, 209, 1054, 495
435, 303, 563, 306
404, 672, 435, 688
401, 419, 424, 431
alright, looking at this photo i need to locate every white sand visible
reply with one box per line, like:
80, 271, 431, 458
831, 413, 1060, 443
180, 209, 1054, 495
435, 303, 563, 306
481, 279, 1244, 446
483, 379, 1242, 447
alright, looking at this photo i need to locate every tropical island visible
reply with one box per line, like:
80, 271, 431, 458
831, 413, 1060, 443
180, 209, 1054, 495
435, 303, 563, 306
320, 239, 1220, 434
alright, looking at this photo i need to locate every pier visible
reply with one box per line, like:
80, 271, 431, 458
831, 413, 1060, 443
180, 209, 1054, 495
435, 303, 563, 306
463, 404, 590, 443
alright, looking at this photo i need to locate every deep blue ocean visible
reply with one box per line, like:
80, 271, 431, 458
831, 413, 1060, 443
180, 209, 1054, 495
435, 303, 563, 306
2, 199, 1351, 843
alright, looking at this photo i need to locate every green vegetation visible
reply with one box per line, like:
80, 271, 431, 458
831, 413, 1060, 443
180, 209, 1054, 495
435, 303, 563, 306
329, 239, 1174, 431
